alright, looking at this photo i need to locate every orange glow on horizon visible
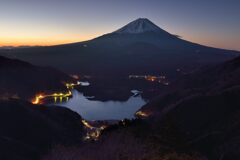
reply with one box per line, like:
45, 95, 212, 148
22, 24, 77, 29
0, 29, 103, 47
0, 37, 93, 47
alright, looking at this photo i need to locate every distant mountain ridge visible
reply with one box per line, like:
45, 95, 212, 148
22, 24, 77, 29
0, 18, 239, 76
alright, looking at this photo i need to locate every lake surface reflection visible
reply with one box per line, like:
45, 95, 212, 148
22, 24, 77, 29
54, 90, 146, 120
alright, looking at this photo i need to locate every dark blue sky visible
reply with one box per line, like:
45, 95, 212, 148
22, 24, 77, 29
0, 0, 239, 50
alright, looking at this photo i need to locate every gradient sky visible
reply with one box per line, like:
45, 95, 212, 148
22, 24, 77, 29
0, 0, 239, 50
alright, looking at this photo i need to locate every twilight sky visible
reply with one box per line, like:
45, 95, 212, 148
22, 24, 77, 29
0, 0, 239, 50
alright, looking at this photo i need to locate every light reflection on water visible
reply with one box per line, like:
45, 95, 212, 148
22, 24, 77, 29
53, 90, 146, 120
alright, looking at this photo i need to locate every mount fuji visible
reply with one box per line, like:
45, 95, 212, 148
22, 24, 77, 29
113, 18, 168, 34
0, 18, 239, 76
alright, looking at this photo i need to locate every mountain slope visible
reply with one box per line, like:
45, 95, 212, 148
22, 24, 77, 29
140, 56, 240, 115
0, 18, 238, 76
0, 55, 73, 100
137, 56, 240, 159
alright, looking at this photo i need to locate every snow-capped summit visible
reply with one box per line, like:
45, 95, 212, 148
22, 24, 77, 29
113, 18, 163, 34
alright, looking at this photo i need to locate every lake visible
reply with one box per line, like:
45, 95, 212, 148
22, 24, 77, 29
53, 90, 146, 120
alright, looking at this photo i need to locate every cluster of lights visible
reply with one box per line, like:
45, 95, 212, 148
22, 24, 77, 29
32, 81, 81, 104
65, 81, 81, 89
31, 91, 72, 104
32, 95, 45, 104
135, 111, 149, 118
129, 75, 169, 85
82, 120, 107, 141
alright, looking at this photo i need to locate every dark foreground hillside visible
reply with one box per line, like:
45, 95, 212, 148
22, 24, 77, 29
44, 56, 240, 160
0, 100, 84, 160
